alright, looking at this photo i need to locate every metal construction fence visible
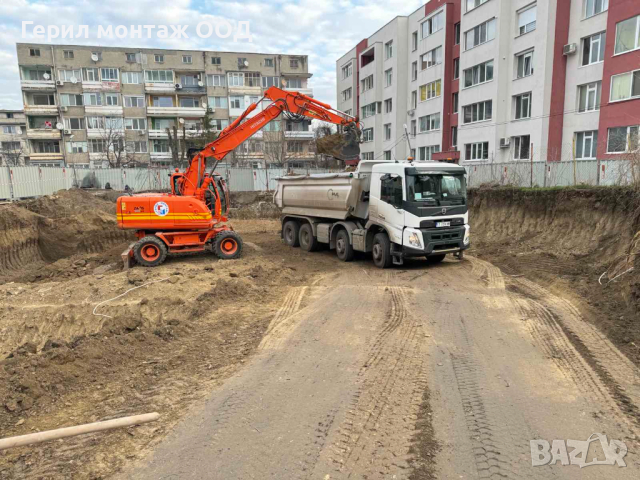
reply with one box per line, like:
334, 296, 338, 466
1, 159, 638, 201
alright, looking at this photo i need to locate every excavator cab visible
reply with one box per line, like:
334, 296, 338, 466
341, 123, 361, 162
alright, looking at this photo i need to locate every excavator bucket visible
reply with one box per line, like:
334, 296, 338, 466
340, 124, 361, 162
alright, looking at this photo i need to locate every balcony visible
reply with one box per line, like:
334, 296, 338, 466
24, 105, 59, 115
284, 87, 313, 97
145, 82, 178, 94
82, 81, 121, 92
21, 80, 56, 91
147, 106, 206, 117
87, 128, 125, 139
285, 130, 314, 139
85, 105, 124, 116
0, 117, 26, 126
176, 85, 206, 95
228, 85, 262, 95
26, 128, 62, 140
29, 152, 64, 162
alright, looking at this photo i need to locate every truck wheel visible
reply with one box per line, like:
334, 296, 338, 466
133, 235, 168, 267
372, 233, 392, 269
214, 231, 243, 260
426, 254, 446, 264
335, 229, 354, 262
299, 223, 318, 252
283, 221, 300, 248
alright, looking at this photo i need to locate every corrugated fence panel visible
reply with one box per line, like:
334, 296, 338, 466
0, 168, 13, 200
222, 168, 255, 192
10, 167, 42, 198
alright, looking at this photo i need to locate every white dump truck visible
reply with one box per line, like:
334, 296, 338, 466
274, 160, 469, 268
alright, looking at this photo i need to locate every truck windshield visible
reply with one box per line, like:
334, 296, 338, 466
406, 174, 466, 206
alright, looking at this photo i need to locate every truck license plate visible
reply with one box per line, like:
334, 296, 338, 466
436, 221, 451, 228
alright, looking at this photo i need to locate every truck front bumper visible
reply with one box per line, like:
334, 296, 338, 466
401, 226, 470, 258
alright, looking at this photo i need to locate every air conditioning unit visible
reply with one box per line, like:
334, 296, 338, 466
198, 81, 204, 87
563, 43, 577, 55
138, 130, 146, 136
60, 106, 68, 112
175, 83, 183, 90
56, 80, 64, 86
499, 137, 511, 148
64, 129, 72, 135
407, 109, 415, 117
208, 107, 214, 113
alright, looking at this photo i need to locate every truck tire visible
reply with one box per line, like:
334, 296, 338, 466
213, 231, 243, 260
133, 235, 168, 267
426, 254, 446, 264
335, 229, 354, 262
283, 220, 300, 248
372, 233, 392, 269
299, 223, 318, 252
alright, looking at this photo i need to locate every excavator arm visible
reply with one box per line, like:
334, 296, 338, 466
179, 87, 359, 196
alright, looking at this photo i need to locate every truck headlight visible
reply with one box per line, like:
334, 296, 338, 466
409, 232, 422, 248
463, 226, 470, 245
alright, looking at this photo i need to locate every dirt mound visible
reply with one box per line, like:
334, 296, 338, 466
0, 190, 132, 283
469, 186, 640, 364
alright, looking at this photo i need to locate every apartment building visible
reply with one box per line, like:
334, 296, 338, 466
337, 0, 640, 164
0, 110, 29, 166
16, 44, 314, 168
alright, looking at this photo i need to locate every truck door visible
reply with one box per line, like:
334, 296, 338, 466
376, 173, 405, 245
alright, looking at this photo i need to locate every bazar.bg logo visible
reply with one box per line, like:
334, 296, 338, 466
530, 434, 627, 468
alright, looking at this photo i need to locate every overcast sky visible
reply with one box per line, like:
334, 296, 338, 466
0, 0, 426, 110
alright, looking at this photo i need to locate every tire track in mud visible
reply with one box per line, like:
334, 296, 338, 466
258, 286, 308, 350
321, 287, 430, 479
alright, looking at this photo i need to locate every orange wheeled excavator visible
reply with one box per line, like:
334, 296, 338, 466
117, 86, 360, 267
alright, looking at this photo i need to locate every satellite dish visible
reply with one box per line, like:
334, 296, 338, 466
55, 123, 64, 130
43, 73, 50, 80
91, 53, 99, 62
179, 118, 185, 124
243, 60, 249, 67
70, 77, 78, 84
202, 102, 208, 109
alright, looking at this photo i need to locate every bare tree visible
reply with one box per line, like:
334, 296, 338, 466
0, 137, 25, 166
166, 110, 219, 168
98, 121, 134, 168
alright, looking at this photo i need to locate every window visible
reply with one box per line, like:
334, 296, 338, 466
64, 118, 85, 130
514, 92, 532, 120
453, 92, 459, 113
59, 94, 83, 106
66, 141, 87, 154
421, 11, 444, 39
342, 62, 353, 79
101, 68, 119, 82
420, 46, 442, 70
614, 15, 640, 55
463, 100, 492, 123
584, 0, 608, 18
182, 55, 192, 64
105, 94, 120, 106
63, 50, 74, 59
2, 126, 21, 134
287, 141, 303, 153
383, 151, 392, 160
411, 62, 418, 81
87, 139, 104, 154
179, 97, 200, 108
151, 96, 173, 107
341, 87, 352, 102
58, 69, 81, 82
125, 118, 147, 130
145, 70, 174, 83
124, 96, 145, 108
152, 140, 171, 153
83, 93, 102, 106
608, 126, 639, 153
361, 152, 374, 161
385, 69, 393, 87
344, 109, 352, 116
264, 58, 273, 67
419, 113, 441, 132
411, 120, 417, 135
516, 50, 534, 78
152, 118, 175, 131
513, 135, 531, 160
83, 68, 98, 82
361, 75, 374, 92
454, 23, 461, 45
126, 53, 137, 63
126, 141, 148, 154
363, 128, 374, 142
86, 117, 105, 129
230, 96, 244, 109
208, 96, 228, 108
155, 54, 164, 63
419, 80, 442, 101
180, 74, 199, 87
451, 126, 458, 148
105, 117, 123, 130
575, 131, 598, 159
32, 94, 55, 106
2, 141, 20, 151
466, 0, 490, 12
362, 103, 377, 118
228, 72, 244, 87
418, 145, 440, 161
211, 119, 229, 131
518, 5, 537, 36
262, 76, 280, 88
578, 81, 602, 111
33, 141, 60, 153
211, 56, 221, 65
290, 59, 299, 68
286, 78, 302, 88
380, 174, 403, 207
465, 18, 496, 50
453, 58, 460, 80
22, 66, 51, 81
28, 117, 55, 129
582, 32, 606, 65
411, 91, 417, 109
611, 70, 640, 102
384, 98, 393, 113
412, 31, 418, 51
463, 59, 494, 88
465, 142, 489, 161
29, 48, 40, 57
122, 72, 142, 84
207, 74, 226, 87
385, 40, 393, 60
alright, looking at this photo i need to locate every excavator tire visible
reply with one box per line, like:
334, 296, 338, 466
133, 235, 168, 267
213, 231, 243, 260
